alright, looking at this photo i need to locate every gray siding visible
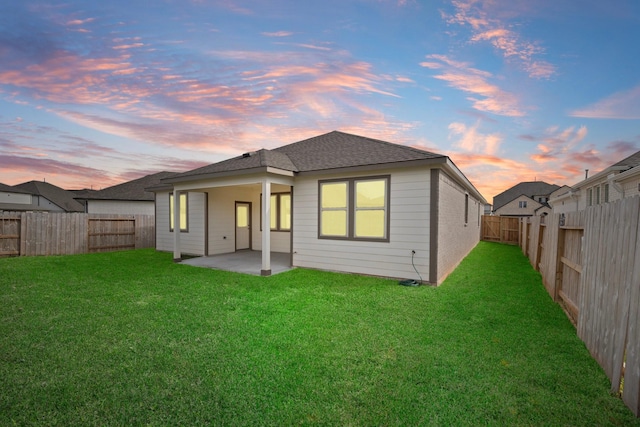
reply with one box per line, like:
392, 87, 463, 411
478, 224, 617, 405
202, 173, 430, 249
436, 171, 481, 284
207, 185, 290, 255
0, 191, 31, 205
292, 167, 430, 280
156, 191, 206, 255
87, 200, 155, 215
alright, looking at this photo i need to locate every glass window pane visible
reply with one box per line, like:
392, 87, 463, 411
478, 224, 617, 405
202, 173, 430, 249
321, 183, 347, 208
280, 194, 291, 230
237, 205, 248, 227
321, 211, 347, 236
356, 180, 385, 208
170, 193, 188, 230
179, 194, 187, 230
170, 194, 174, 229
355, 210, 385, 238
270, 195, 277, 229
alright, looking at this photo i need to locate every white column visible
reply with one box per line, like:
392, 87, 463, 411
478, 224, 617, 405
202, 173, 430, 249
261, 179, 271, 275
173, 190, 181, 262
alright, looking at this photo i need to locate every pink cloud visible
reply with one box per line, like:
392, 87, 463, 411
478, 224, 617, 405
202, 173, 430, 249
0, 154, 115, 189
262, 31, 293, 37
66, 18, 95, 26
448, 120, 502, 155
569, 85, 640, 119
443, 0, 556, 79
421, 54, 525, 117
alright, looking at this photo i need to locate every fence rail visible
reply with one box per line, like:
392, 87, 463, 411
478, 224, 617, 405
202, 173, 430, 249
0, 212, 155, 257
515, 197, 640, 417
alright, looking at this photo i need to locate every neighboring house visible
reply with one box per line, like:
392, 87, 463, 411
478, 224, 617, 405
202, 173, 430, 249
547, 185, 575, 214
550, 150, 640, 213
150, 131, 486, 284
0, 182, 38, 211
492, 181, 560, 217
75, 171, 176, 215
14, 181, 85, 212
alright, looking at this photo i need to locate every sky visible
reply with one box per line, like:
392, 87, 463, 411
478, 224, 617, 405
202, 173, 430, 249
1, 0, 639, 201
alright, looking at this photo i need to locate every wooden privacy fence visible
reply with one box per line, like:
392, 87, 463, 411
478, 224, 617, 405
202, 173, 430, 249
481, 215, 520, 244
0, 212, 155, 257
519, 196, 640, 416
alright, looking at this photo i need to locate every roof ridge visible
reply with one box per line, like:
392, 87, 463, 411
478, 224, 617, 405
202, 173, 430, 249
330, 130, 444, 157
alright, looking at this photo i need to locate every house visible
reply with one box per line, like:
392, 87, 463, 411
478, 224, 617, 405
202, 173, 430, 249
13, 181, 85, 212
75, 171, 176, 215
547, 185, 575, 214
0, 183, 39, 211
492, 181, 560, 217
550, 150, 640, 213
150, 131, 486, 284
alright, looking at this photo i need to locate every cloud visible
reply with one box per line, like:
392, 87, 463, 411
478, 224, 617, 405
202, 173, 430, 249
569, 85, 640, 119
66, 18, 95, 26
443, 0, 555, 79
448, 120, 502, 154
528, 125, 588, 163
0, 154, 114, 189
421, 54, 525, 116
262, 31, 293, 37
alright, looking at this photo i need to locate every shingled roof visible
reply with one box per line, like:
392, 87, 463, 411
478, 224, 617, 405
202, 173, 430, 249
0, 182, 32, 194
167, 131, 445, 182
82, 171, 177, 201
493, 181, 560, 212
14, 181, 85, 212
612, 149, 640, 169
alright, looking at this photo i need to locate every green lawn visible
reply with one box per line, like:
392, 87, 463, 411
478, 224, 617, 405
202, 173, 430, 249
1, 242, 638, 426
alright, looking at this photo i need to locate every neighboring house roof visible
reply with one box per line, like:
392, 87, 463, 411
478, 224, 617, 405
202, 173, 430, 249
572, 149, 640, 190
611, 149, 640, 169
81, 171, 177, 201
168, 131, 446, 180
70, 189, 99, 199
492, 181, 560, 212
14, 181, 85, 212
0, 182, 32, 194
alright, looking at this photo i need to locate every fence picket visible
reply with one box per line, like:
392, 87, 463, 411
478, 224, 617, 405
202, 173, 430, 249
0, 212, 155, 257
515, 196, 640, 416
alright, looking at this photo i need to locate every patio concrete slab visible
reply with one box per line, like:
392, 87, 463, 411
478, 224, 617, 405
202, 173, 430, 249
180, 251, 293, 276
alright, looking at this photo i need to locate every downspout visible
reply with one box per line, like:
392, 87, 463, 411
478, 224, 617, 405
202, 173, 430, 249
608, 173, 624, 198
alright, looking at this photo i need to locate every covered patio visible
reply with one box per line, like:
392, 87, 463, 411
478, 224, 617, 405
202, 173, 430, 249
180, 251, 293, 276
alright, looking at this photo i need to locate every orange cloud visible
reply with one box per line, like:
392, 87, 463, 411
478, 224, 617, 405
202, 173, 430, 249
448, 121, 502, 155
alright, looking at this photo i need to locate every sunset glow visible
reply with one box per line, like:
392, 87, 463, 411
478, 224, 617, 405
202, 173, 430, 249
1, 0, 639, 200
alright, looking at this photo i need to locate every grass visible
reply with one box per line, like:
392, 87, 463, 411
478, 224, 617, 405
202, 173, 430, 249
1, 242, 638, 426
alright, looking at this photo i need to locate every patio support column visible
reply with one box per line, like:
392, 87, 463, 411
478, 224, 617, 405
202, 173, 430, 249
261, 179, 271, 276
173, 189, 182, 262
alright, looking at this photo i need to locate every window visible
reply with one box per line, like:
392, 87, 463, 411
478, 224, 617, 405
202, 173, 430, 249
587, 188, 593, 206
464, 194, 469, 224
518, 201, 527, 208
319, 176, 389, 241
261, 193, 291, 231
595, 186, 601, 205
604, 184, 609, 203
169, 192, 188, 232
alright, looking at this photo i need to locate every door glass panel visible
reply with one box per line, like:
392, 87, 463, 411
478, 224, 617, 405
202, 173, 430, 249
237, 205, 248, 227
